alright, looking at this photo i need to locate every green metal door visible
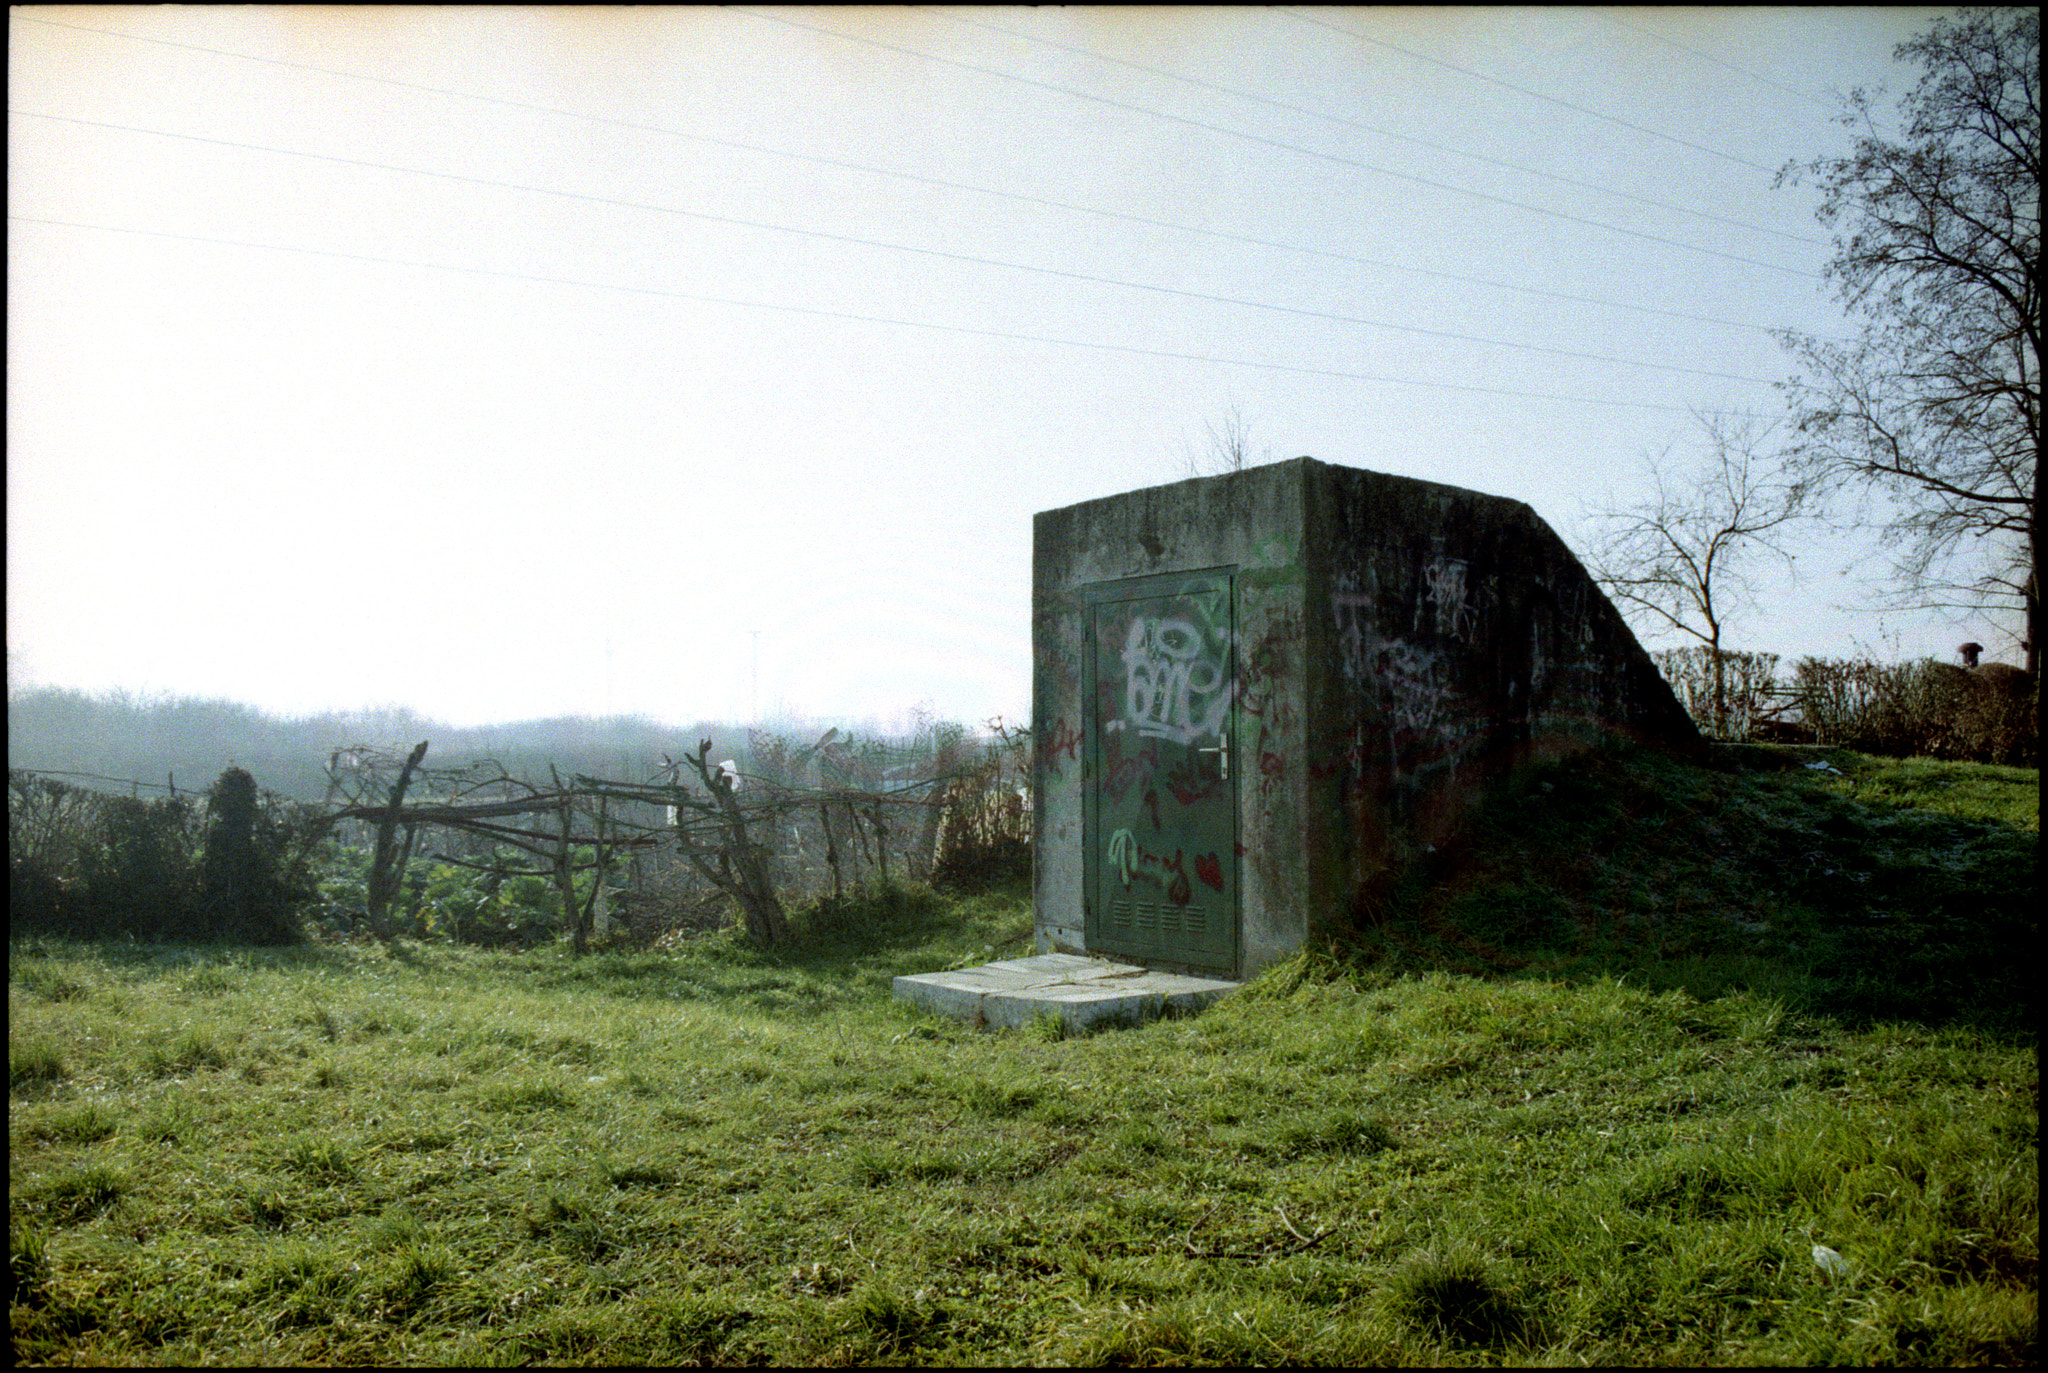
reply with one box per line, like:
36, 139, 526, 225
1084, 570, 1237, 975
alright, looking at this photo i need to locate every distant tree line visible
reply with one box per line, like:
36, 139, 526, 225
4, 685, 748, 804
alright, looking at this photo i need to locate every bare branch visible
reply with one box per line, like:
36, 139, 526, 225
1775, 9, 2039, 668
1581, 410, 1811, 737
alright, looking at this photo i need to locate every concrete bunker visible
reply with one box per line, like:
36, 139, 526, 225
1031, 456, 1699, 983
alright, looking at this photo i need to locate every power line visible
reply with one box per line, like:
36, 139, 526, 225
722, 7, 1817, 278
10, 214, 1764, 416
1591, 9, 1841, 112
11, 11, 1799, 336
922, 5, 1824, 247
1276, 8, 1783, 176
12, 109, 1783, 386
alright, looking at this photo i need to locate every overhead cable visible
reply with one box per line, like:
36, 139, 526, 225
12, 12, 1799, 333
722, 7, 1816, 278
1276, 8, 1782, 175
922, 5, 1823, 246
1591, 9, 1841, 111
10, 214, 1766, 416
13, 109, 1783, 385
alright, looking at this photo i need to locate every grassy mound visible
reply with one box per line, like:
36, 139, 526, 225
1355, 743, 2036, 1037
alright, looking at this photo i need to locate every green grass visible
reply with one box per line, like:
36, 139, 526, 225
9, 750, 2037, 1365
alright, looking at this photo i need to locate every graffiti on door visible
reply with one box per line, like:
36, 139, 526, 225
1117, 614, 1232, 745
1087, 573, 1238, 974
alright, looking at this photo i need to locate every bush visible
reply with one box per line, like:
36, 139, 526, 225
74, 794, 204, 938
200, 767, 311, 944
1652, 647, 1782, 741
10, 856, 70, 933
308, 845, 571, 947
7, 769, 322, 942
1794, 657, 2037, 764
930, 835, 1031, 894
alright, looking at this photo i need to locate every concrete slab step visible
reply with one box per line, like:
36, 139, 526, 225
893, 953, 1239, 1033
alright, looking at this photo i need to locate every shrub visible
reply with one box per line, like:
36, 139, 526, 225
8, 856, 70, 934
200, 767, 310, 944
75, 793, 203, 938
1653, 647, 1782, 741
930, 834, 1031, 893
8, 770, 323, 942
1794, 656, 2037, 763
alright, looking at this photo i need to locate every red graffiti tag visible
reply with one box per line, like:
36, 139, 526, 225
1164, 751, 1219, 806
1165, 851, 1192, 907
1194, 851, 1224, 892
1099, 730, 1152, 803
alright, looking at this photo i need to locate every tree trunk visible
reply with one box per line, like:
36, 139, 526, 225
367, 741, 429, 937
580, 795, 613, 952
669, 741, 788, 945
868, 803, 890, 888
910, 781, 945, 882
820, 801, 842, 901
709, 768, 787, 944
556, 789, 585, 957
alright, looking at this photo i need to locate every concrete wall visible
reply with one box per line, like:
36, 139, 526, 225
1300, 462, 1699, 935
1033, 457, 1696, 981
1032, 461, 1310, 971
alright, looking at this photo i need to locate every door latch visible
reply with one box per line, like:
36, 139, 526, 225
1198, 734, 1230, 779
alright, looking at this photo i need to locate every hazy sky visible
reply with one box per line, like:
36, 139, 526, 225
11, 5, 1979, 732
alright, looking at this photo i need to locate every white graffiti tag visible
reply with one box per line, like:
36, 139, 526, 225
1331, 575, 1452, 737
1421, 557, 1476, 640
1378, 639, 1450, 735
1333, 590, 1374, 683
1123, 615, 1230, 743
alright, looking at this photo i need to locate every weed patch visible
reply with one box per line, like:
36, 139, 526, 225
9, 1041, 67, 1092
1383, 1245, 1529, 1347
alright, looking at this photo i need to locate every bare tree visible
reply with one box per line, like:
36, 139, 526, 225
1774, 8, 2039, 670
325, 747, 650, 953
1181, 405, 1269, 477
1583, 410, 1810, 737
653, 741, 790, 947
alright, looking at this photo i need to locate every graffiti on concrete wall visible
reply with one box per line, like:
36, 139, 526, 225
1420, 554, 1476, 641
1332, 568, 1375, 685
1235, 607, 1303, 889
1333, 568, 1456, 739
1044, 716, 1081, 767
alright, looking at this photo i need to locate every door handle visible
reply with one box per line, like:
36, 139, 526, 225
1198, 735, 1229, 779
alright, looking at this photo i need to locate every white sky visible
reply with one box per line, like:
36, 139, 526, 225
9, 4, 1989, 732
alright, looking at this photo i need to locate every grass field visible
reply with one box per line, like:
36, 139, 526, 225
9, 745, 2038, 1365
